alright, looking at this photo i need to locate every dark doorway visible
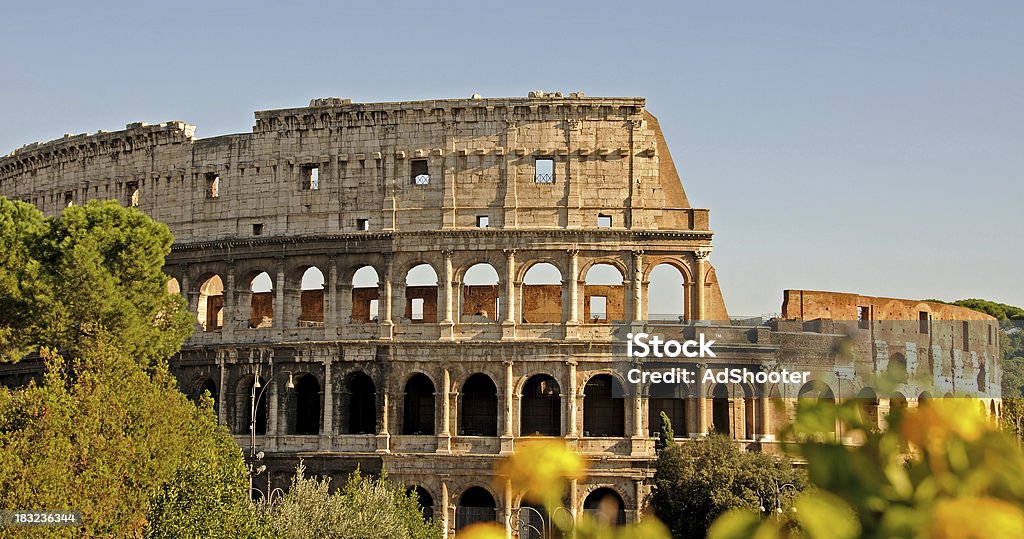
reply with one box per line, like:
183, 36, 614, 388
712, 384, 731, 436
408, 486, 434, 521
403, 374, 436, 435
583, 375, 624, 437
521, 375, 561, 436
461, 373, 498, 436
583, 488, 626, 527
289, 374, 321, 435
456, 487, 497, 530
344, 372, 376, 434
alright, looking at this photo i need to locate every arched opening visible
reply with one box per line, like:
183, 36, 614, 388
249, 271, 274, 328
166, 277, 181, 296
978, 362, 987, 393
647, 263, 685, 321
351, 266, 380, 323
583, 488, 626, 527
239, 376, 268, 436
461, 263, 500, 322
515, 503, 550, 539
193, 377, 218, 412
888, 353, 908, 384
918, 391, 932, 407
584, 264, 624, 323
402, 374, 435, 435
456, 486, 497, 530
857, 387, 880, 430
521, 375, 561, 436
288, 374, 321, 435
889, 392, 908, 421
408, 486, 434, 521
460, 373, 498, 436
197, 275, 224, 331
711, 384, 731, 436
299, 266, 325, 325
521, 262, 562, 323
583, 374, 624, 437
648, 382, 687, 438
405, 264, 438, 323
343, 372, 376, 434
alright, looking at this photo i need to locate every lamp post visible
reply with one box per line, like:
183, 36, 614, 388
759, 479, 799, 516
248, 367, 294, 498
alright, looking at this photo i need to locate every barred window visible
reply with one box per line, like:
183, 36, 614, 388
535, 158, 554, 183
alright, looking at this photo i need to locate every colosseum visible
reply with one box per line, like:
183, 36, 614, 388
0, 93, 1002, 536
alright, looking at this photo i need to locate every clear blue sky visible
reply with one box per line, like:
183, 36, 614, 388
3, 1, 1021, 316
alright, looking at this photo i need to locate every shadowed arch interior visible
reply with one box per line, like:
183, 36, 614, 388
456, 487, 497, 530
583, 488, 626, 527
460, 373, 498, 436
583, 374, 624, 437
403, 374, 435, 435
288, 374, 321, 435
521, 375, 561, 436
343, 372, 376, 434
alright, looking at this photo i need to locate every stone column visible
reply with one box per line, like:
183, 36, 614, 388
569, 250, 577, 334
442, 250, 454, 323
438, 367, 452, 453
223, 262, 236, 339
693, 363, 708, 437
218, 352, 228, 425
376, 390, 390, 453
326, 257, 338, 333
759, 382, 774, 441
501, 360, 515, 454
567, 360, 579, 438
631, 250, 643, 323
694, 249, 710, 323
274, 259, 286, 335
502, 250, 517, 340
441, 480, 451, 539
322, 358, 333, 436
380, 258, 394, 340
503, 478, 513, 539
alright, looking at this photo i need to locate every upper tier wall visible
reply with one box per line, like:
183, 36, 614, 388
0, 95, 708, 244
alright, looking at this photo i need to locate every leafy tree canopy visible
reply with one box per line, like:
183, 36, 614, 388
651, 433, 805, 539
0, 197, 191, 366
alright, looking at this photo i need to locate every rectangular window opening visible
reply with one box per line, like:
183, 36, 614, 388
857, 306, 870, 329
476, 215, 489, 228
597, 214, 612, 228
252, 223, 264, 236
303, 165, 320, 191
369, 299, 379, 321
919, 311, 929, 334
356, 218, 369, 231
64, 191, 74, 207
989, 325, 994, 345
126, 182, 140, 207
411, 298, 424, 321
590, 296, 607, 322
962, 321, 970, 352
535, 158, 554, 183
411, 159, 430, 185
206, 173, 220, 198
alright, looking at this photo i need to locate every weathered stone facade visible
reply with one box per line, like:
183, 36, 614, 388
0, 93, 1001, 536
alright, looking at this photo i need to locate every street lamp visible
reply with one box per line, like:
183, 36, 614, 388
760, 479, 799, 516
248, 367, 294, 498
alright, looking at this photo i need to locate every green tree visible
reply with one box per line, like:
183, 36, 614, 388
0, 198, 261, 537
650, 434, 805, 538
0, 198, 192, 366
267, 464, 441, 539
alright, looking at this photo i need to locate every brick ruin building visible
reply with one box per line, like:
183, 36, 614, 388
0, 93, 1002, 535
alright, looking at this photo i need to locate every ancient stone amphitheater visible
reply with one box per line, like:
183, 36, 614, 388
0, 93, 1001, 536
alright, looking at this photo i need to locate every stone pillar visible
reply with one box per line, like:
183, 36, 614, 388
438, 367, 452, 453
218, 352, 228, 425
322, 358, 333, 435
501, 360, 515, 453
631, 250, 643, 323
693, 363, 708, 437
694, 249, 710, 323
326, 257, 338, 333
503, 250, 516, 323
376, 390, 390, 453
274, 259, 286, 335
503, 478, 513, 539
442, 250, 454, 323
759, 384, 774, 441
441, 480, 451, 539
380, 258, 394, 340
223, 263, 236, 339
567, 360, 579, 438
566, 249, 580, 339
